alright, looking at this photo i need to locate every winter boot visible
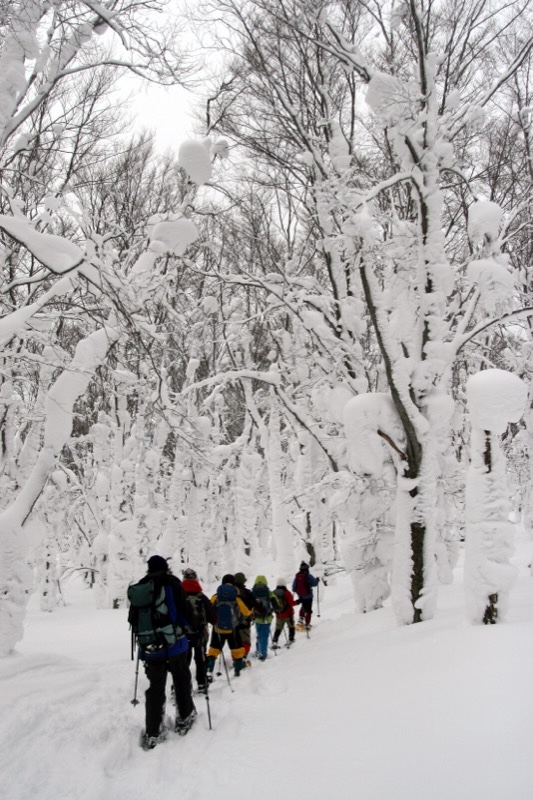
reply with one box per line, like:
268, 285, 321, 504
234, 657, 244, 677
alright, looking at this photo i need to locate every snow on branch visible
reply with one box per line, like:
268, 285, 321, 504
0, 215, 84, 274
179, 368, 282, 397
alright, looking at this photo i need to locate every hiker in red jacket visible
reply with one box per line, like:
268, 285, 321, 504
292, 561, 319, 629
271, 578, 297, 647
181, 568, 217, 693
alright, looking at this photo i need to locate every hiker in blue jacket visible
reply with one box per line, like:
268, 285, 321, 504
128, 555, 196, 749
292, 561, 319, 629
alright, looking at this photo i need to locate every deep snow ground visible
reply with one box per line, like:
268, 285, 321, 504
1, 539, 532, 800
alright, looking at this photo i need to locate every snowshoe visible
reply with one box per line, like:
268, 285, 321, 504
175, 708, 197, 736
140, 729, 167, 751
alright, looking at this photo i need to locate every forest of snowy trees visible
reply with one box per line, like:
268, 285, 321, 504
0, 0, 531, 656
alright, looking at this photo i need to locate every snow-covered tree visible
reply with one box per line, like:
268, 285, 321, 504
465, 369, 528, 624
202, 0, 533, 623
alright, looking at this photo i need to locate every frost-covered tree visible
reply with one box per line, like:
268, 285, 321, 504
201, 0, 533, 623
464, 369, 528, 624
0, 1, 213, 653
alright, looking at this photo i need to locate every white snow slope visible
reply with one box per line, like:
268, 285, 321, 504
1, 537, 532, 800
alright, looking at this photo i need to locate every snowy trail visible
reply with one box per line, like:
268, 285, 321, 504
1, 557, 533, 800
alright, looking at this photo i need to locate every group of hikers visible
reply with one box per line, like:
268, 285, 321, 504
127, 555, 320, 750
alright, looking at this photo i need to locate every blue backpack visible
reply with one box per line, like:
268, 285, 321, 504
216, 583, 238, 632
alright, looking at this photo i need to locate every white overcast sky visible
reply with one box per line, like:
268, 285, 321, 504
129, 82, 199, 154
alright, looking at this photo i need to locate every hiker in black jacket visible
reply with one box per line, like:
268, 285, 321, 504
128, 555, 196, 749
233, 571, 259, 659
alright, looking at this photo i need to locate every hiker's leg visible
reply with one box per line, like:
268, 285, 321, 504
144, 659, 167, 737
238, 622, 252, 657
169, 652, 194, 720
228, 630, 245, 673
302, 599, 313, 625
256, 622, 270, 657
288, 615, 295, 641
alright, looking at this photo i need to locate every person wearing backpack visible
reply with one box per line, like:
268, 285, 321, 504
292, 561, 320, 630
128, 555, 197, 750
182, 568, 217, 693
252, 575, 279, 660
271, 578, 297, 648
205, 574, 253, 679
233, 571, 259, 660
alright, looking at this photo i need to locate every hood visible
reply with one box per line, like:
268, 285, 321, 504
254, 575, 268, 586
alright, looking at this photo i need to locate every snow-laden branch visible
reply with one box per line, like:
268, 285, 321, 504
0, 215, 85, 274
455, 306, 533, 354
0, 275, 78, 343
180, 368, 282, 397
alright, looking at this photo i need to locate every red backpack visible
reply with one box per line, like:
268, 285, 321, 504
294, 571, 309, 597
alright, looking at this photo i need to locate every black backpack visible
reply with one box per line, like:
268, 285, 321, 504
274, 587, 288, 613
252, 583, 273, 616
128, 579, 182, 649
186, 593, 207, 632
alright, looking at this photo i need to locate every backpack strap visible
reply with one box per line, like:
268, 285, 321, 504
164, 585, 188, 634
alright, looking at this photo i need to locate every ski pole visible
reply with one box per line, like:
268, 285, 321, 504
220, 650, 234, 693
204, 684, 212, 730
200, 649, 213, 730
131, 645, 140, 706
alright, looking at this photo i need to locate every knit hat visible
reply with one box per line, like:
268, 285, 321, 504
299, 561, 309, 571
234, 572, 246, 586
147, 555, 169, 574
183, 568, 197, 579
276, 577, 286, 586
222, 573, 235, 584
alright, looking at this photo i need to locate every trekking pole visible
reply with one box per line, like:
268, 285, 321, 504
220, 650, 234, 693
201, 650, 213, 731
270, 629, 277, 656
131, 644, 141, 706
204, 682, 212, 730
316, 582, 321, 618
